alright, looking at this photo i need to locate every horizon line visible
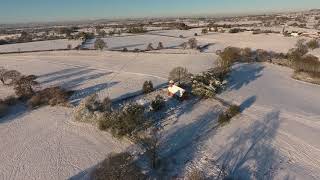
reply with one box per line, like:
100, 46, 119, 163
0, 8, 315, 26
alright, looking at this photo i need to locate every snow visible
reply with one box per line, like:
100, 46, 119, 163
0, 28, 320, 179
0, 106, 131, 180
215, 63, 320, 179
0, 51, 214, 179
0, 39, 82, 53
83, 34, 186, 51
197, 31, 301, 53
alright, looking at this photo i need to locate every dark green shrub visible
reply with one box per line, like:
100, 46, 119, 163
142, 81, 154, 94
151, 95, 165, 111
99, 103, 147, 138
111, 103, 146, 137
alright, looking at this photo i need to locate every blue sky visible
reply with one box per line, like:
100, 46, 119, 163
0, 0, 319, 23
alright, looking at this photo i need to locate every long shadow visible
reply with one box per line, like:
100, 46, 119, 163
0, 103, 28, 124
39, 68, 95, 85
215, 110, 281, 180
155, 105, 221, 178
240, 96, 257, 112
70, 81, 119, 104
109, 43, 145, 50
226, 63, 265, 91
68, 99, 221, 179
37, 67, 88, 79
147, 32, 186, 39
199, 43, 215, 52
60, 72, 113, 89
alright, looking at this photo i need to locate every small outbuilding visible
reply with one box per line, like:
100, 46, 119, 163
167, 80, 186, 98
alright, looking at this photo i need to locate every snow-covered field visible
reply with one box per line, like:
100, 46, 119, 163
158, 63, 320, 179
216, 63, 320, 179
197, 31, 301, 53
0, 27, 320, 179
0, 51, 215, 179
83, 29, 302, 54
82, 29, 207, 51
0, 39, 82, 53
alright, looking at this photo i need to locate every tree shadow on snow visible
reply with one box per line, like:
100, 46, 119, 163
39, 68, 96, 85
240, 96, 257, 112
157, 104, 222, 178
37, 66, 88, 79
59, 72, 113, 90
0, 103, 29, 124
70, 81, 119, 105
109, 43, 145, 50
226, 63, 265, 91
215, 110, 282, 180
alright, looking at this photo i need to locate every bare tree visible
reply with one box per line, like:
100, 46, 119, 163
188, 38, 198, 49
168, 67, 190, 85
146, 43, 154, 51
157, 42, 164, 50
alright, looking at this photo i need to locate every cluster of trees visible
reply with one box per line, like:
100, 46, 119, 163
98, 102, 147, 138
289, 39, 320, 75
73, 94, 112, 123
167, 66, 228, 99
126, 26, 147, 34
0, 67, 71, 117
191, 67, 228, 98
180, 38, 198, 50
